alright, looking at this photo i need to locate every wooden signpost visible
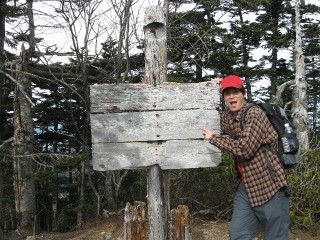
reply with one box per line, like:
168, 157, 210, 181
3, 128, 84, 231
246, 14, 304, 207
90, 5, 221, 240
90, 83, 221, 170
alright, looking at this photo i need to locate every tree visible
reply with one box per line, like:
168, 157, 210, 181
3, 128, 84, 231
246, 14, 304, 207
12, 0, 37, 234
44, 0, 140, 225
303, 4, 320, 141
13, 45, 36, 235
112, 0, 135, 83
167, 1, 228, 83
260, 0, 293, 95
50, 0, 104, 227
224, 0, 267, 100
0, 0, 6, 238
292, 0, 309, 150
22, 0, 144, 229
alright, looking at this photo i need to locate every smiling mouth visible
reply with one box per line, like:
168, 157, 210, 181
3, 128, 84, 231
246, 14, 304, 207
230, 101, 237, 107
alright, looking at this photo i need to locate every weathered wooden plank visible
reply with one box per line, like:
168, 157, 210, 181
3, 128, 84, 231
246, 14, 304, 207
91, 109, 219, 143
90, 81, 219, 113
92, 140, 220, 171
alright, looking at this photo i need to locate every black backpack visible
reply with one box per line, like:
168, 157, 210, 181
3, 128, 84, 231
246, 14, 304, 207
240, 102, 300, 169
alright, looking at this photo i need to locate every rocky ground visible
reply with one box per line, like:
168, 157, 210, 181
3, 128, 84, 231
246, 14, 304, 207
4, 216, 319, 240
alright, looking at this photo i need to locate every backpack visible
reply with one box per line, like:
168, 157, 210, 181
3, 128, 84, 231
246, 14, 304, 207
240, 102, 300, 169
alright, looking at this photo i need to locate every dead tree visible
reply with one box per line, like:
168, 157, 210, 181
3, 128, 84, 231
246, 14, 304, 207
0, 0, 5, 237
292, 0, 309, 150
13, 44, 36, 236
12, 0, 37, 235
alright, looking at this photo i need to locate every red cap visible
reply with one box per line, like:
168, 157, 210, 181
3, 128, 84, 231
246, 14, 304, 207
220, 75, 244, 93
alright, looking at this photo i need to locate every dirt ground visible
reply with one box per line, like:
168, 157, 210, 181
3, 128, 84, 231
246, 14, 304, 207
4, 216, 319, 240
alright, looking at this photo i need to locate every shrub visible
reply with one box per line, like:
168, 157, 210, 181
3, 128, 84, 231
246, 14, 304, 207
286, 149, 320, 232
170, 152, 235, 220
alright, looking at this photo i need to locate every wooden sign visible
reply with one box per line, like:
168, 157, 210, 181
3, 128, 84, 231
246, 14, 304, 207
90, 81, 221, 170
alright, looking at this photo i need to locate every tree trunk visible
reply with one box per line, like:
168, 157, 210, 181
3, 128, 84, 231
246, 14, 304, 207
104, 171, 116, 210
238, 8, 252, 101
115, 0, 133, 83
195, 56, 202, 82
0, 0, 6, 238
292, 0, 309, 150
77, 160, 85, 228
13, 45, 36, 236
27, 0, 35, 54
52, 189, 58, 231
0, 0, 5, 123
113, 170, 129, 208
270, 48, 278, 97
0, 166, 3, 239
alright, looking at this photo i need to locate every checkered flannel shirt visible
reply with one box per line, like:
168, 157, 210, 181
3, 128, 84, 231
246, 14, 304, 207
209, 102, 288, 207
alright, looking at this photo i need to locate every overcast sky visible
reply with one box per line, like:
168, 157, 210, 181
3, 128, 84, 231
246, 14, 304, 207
6, 0, 320, 65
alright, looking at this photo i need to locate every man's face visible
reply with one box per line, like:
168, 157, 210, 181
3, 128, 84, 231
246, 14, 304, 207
223, 88, 245, 113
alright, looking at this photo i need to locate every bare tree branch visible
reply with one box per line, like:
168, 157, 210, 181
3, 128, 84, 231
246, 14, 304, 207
0, 70, 35, 107
0, 137, 13, 150
270, 80, 295, 107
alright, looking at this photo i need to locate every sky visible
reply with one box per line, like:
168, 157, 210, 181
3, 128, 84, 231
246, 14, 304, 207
6, 0, 320, 69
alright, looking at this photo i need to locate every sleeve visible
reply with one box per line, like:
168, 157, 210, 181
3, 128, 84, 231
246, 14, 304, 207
209, 107, 277, 160
219, 111, 230, 135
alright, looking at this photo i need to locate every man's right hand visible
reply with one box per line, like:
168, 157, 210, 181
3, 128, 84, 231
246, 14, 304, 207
212, 77, 223, 85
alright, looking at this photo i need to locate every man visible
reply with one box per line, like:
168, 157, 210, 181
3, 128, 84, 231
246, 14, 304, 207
201, 75, 290, 240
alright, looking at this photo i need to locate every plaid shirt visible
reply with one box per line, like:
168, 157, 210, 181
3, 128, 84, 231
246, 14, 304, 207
209, 102, 288, 207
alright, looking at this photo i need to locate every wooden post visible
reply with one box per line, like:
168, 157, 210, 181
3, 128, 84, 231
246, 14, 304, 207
170, 205, 192, 240
143, 6, 167, 86
124, 201, 147, 240
147, 165, 168, 240
144, 6, 169, 240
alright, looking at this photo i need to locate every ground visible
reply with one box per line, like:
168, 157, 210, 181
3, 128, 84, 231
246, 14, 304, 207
4, 216, 319, 240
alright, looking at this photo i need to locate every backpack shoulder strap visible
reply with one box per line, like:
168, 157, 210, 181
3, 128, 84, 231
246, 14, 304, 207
240, 104, 260, 130
240, 103, 277, 177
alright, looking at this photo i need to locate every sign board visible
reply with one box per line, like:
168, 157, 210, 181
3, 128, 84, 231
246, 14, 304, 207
90, 81, 221, 170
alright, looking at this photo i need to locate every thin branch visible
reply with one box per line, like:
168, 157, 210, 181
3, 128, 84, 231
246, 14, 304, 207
270, 80, 295, 106
5, 68, 88, 111
0, 152, 72, 159
0, 70, 35, 107
0, 137, 14, 150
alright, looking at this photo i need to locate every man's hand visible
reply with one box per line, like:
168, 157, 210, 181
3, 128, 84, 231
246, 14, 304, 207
212, 77, 223, 85
200, 128, 214, 140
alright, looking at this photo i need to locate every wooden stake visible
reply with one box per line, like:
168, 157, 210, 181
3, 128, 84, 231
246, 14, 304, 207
170, 205, 192, 240
124, 201, 147, 240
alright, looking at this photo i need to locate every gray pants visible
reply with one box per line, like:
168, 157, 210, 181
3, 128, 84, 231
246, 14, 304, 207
229, 184, 290, 240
